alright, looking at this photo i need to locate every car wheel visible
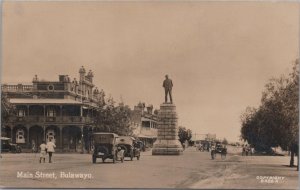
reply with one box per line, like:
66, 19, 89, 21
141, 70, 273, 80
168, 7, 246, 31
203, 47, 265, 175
92, 156, 96, 164
102, 158, 105, 163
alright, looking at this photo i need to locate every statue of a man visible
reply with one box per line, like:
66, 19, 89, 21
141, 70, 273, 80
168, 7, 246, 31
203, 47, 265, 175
163, 75, 173, 103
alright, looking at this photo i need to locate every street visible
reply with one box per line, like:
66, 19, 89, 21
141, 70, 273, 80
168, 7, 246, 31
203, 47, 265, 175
0, 146, 298, 189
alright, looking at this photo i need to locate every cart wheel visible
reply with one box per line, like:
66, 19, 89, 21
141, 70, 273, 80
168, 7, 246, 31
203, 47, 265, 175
221, 153, 226, 160
211, 150, 215, 160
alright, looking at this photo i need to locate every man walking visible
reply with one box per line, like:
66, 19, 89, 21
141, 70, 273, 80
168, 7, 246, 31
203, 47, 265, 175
163, 75, 173, 103
46, 139, 56, 163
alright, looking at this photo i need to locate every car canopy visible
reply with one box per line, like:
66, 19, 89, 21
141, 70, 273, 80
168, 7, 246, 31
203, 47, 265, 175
118, 136, 135, 145
93, 133, 119, 144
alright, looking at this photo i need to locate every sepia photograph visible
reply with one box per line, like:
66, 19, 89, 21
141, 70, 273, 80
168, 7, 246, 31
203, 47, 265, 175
0, 0, 299, 189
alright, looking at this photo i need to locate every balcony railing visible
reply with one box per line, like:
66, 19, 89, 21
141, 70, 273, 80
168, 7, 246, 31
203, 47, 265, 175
2, 84, 34, 92
9, 116, 95, 124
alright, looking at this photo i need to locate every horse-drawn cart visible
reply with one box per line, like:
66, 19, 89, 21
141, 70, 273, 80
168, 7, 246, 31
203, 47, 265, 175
211, 143, 227, 160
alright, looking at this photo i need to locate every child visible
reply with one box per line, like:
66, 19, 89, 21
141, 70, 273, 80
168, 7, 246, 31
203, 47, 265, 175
39, 141, 46, 163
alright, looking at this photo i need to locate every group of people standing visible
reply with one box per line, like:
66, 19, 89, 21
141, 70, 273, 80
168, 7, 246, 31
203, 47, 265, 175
39, 139, 56, 163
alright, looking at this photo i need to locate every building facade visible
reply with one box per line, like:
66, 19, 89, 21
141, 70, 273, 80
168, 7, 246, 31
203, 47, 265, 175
131, 102, 158, 148
1, 66, 104, 152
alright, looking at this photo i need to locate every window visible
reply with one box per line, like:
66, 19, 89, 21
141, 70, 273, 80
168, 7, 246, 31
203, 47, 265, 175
142, 121, 150, 128
17, 109, 25, 117
47, 109, 56, 117
16, 129, 25, 143
46, 129, 56, 143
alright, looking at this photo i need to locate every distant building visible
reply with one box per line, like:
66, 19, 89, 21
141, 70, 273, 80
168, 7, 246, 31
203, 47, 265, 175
1, 66, 104, 152
131, 102, 158, 148
191, 133, 217, 142
205, 133, 217, 141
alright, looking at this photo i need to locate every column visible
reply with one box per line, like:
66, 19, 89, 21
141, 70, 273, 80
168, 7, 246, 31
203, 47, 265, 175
43, 126, 46, 141
27, 105, 30, 116
43, 105, 46, 141
26, 125, 30, 149
60, 105, 63, 117
81, 125, 84, 153
43, 105, 46, 117
10, 126, 14, 143
60, 105, 63, 122
59, 126, 63, 151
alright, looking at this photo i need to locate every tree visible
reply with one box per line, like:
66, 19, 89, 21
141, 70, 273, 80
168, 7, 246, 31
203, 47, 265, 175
178, 126, 192, 144
240, 59, 299, 169
94, 94, 133, 136
222, 138, 228, 145
111, 103, 133, 136
1, 92, 15, 128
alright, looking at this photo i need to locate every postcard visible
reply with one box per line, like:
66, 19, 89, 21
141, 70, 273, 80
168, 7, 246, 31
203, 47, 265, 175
0, 0, 299, 189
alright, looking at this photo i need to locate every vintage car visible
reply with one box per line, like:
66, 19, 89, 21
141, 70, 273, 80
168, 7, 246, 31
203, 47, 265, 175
117, 136, 140, 161
92, 133, 123, 164
0, 137, 22, 153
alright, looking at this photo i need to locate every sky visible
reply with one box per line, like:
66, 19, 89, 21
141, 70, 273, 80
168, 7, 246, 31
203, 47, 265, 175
1, 1, 299, 142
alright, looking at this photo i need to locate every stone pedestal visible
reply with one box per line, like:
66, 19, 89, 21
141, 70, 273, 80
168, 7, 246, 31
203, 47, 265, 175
152, 103, 183, 155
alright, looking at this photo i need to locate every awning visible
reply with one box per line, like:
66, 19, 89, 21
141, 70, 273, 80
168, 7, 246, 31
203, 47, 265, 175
9, 98, 83, 105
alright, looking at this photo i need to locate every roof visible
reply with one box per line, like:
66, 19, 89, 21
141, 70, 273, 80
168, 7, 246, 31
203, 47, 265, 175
9, 98, 83, 105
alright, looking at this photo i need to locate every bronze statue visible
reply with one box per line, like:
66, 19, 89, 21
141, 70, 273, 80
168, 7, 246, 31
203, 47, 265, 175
163, 75, 173, 103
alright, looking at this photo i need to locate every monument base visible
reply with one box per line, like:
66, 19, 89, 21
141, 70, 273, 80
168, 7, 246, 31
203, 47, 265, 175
152, 139, 183, 155
152, 103, 183, 155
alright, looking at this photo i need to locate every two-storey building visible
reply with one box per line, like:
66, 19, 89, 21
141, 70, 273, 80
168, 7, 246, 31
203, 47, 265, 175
1, 66, 104, 152
131, 102, 158, 148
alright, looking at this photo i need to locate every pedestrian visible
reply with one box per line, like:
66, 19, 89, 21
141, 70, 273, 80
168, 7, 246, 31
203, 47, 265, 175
211, 144, 216, 160
32, 141, 36, 153
117, 147, 125, 162
39, 141, 46, 163
46, 139, 56, 163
